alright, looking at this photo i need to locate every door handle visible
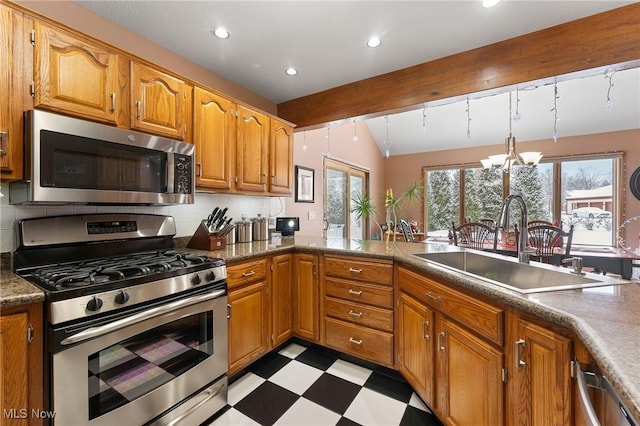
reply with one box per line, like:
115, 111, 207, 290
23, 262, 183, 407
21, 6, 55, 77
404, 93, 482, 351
422, 321, 430, 340
136, 100, 142, 119
438, 331, 446, 352
0, 131, 7, 156
110, 92, 116, 112
515, 339, 526, 368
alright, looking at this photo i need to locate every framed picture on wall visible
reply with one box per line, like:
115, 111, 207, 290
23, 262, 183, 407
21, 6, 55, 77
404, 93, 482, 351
295, 165, 314, 203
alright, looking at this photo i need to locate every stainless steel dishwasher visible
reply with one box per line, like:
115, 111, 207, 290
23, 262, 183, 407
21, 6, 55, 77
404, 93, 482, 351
577, 363, 638, 426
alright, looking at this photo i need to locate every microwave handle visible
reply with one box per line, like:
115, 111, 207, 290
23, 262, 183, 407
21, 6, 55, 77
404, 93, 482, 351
60, 289, 225, 345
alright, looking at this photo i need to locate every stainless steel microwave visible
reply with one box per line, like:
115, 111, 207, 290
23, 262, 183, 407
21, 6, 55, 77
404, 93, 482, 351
9, 110, 195, 205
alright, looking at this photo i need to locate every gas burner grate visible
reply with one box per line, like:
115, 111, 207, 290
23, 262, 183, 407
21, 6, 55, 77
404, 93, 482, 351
29, 250, 216, 290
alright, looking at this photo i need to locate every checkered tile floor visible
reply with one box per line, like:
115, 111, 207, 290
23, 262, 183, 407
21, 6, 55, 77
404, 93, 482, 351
207, 342, 442, 426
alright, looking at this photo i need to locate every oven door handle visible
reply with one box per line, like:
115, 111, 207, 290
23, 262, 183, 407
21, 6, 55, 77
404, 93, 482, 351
60, 289, 226, 345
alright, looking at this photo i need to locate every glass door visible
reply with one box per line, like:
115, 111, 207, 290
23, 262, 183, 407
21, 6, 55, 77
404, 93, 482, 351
324, 158, 368, 240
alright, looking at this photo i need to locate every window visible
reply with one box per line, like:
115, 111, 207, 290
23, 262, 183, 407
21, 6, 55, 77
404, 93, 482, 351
324, 158, 369, 240
424, 154, 621, 246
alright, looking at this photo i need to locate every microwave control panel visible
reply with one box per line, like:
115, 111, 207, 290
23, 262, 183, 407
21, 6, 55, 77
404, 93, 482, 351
174, 154, 193, 194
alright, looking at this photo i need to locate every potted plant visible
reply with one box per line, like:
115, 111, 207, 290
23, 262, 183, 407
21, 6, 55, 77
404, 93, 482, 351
351, 181, 424, 241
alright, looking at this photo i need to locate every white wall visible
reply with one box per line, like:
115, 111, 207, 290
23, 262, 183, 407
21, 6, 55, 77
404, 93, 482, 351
0, 184, 284, 253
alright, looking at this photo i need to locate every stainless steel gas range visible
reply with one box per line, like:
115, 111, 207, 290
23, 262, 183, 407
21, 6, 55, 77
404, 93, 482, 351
13, 214, 228, 426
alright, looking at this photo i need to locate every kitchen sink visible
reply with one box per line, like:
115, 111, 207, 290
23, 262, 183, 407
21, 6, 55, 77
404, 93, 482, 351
412, 251, 630, 293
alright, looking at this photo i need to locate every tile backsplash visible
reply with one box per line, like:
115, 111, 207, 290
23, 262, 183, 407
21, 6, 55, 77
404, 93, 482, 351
0, 184, 285, 253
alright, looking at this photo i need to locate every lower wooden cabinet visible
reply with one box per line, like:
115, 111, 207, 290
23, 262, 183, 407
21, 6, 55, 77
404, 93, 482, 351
227, 280, 269, 375
397, 292, 434, 406
271, 254, 293, 347
507, 314, 572, 426
436, 315, 503, 425
293, 253, 320, 342
0, 303, 43, 426
227, 258, 270, 375
397, 266, 505, 425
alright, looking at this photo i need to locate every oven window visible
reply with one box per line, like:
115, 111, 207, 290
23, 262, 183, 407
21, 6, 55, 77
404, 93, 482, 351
40, 130, 166, 192
87, 312, 213, 420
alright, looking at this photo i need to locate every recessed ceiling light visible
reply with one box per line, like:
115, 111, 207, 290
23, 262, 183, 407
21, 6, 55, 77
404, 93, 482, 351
367, 36, 381, 48
482, 0, 501, 7
212, 27, 230, 39
285, 67, 298, 76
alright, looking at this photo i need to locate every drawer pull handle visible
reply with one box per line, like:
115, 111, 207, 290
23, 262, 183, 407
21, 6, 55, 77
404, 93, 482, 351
348, 310, 363, 318
349, 268, 363, 274
348, 289, 362, 296
136, 101, 141, 119
426, 292, 442, 303
110, 92, 116, 112
349, 337, 363, 345
242, 270, 256, 277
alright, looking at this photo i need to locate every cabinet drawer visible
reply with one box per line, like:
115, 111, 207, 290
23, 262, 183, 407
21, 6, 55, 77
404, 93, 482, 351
324, 297, 393, 332
324, 277, 393, 308
325, 317, 393, 367
398, 267, 504, 346
324, 256, 392, 285
227, 258, 268, 289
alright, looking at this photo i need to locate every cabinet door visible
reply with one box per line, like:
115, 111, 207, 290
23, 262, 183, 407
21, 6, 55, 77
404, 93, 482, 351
512, 319, 572, 426
269, 119, 293, 194
131, 62, 191, 140
271, 254, 293, 347
0, 5, 27, 180
293, 253, 319, 342
236, 105, 269, 192
0, 304, 43, 426
193, 87, 235, 189
228, 280, 269, 375
397, 292, 434, 406
436, 316, 503, 426
33, 20, 120, 124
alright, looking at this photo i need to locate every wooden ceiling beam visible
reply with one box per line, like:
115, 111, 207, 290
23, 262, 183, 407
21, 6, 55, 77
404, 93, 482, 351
277, 3, 640, 129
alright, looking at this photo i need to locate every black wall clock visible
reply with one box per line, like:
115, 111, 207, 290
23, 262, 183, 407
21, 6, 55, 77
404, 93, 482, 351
630, 167, 640, 201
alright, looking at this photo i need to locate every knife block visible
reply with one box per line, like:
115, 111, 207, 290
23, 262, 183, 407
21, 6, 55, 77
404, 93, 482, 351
187, 221, 227, 250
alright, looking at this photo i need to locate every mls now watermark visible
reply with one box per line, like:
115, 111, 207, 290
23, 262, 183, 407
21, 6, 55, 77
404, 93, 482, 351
3, 409, 56, 419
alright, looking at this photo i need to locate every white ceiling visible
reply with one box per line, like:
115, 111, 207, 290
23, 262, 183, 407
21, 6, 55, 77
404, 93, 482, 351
74, 0, 640, 155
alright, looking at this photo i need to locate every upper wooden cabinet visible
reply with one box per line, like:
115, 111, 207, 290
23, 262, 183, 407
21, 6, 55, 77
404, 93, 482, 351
0, 4, 28, 181
193, 86, 235, 189
131, 62, 192, 140
33, 20, 121, 125
269, 119, 293, 194
236, 105, 269, 192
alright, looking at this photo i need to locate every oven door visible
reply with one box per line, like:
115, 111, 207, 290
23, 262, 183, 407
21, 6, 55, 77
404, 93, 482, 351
51, 290, 228, 426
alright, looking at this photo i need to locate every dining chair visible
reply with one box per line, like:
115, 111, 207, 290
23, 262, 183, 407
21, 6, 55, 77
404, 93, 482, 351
399, 219, 415, 242
527, 219, 554, 227
526, 224, 574, 264
451, 221, 498, 251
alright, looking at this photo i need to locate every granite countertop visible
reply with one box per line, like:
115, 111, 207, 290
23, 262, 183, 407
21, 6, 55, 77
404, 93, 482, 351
2, 237, 638, 420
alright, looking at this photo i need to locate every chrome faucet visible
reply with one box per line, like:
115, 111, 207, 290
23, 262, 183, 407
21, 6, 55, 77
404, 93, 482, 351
499, 194, 535, 264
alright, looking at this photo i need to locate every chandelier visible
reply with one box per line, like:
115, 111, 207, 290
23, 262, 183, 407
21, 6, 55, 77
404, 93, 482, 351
481, 91, 543, 173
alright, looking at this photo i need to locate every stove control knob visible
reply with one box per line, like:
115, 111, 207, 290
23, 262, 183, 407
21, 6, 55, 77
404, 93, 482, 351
115, 290, 130, 305
206, 270, 216, 281
86, 296, 104, 312
191, 274, 202, 285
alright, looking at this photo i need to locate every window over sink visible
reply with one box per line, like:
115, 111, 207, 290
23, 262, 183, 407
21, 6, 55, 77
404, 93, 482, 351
424, 153, 621, 246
